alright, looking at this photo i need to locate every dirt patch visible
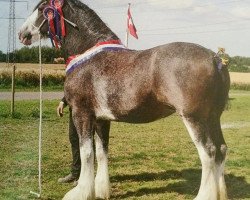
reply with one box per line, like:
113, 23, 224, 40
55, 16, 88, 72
0, 92, 63, 101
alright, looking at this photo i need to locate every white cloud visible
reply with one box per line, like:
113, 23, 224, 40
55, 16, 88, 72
146, 0, 195, 9
231, 6, 250, 19
192, 3, 216, 15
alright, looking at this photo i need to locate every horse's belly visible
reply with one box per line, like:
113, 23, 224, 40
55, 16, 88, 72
114, 103, 175, 124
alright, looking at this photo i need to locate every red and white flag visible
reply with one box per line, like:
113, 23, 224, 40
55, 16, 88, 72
127, 4, 138, 39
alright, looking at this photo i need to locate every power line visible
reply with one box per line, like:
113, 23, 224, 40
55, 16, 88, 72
140, 26, 250, 36
6, 0, 17, 116
0, 0, 27, 2
0, 0, 28, 10
0, 17, 25, 19
140, 18, 250, 32
94, 0, 246, 11
7, 0, 16, 65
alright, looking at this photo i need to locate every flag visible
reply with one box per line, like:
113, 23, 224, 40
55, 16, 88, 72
127, 4, 138, 39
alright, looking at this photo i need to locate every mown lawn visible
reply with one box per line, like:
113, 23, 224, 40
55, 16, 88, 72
0, 90, 249, 200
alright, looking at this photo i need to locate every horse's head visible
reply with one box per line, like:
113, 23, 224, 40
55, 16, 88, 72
18, 0, 56, 45
19, 0, 119, 54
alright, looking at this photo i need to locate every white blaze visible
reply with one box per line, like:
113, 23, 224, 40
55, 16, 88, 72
19, 9, 40, 43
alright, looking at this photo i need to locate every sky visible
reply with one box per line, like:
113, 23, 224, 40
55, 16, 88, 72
0, 0, 250, 57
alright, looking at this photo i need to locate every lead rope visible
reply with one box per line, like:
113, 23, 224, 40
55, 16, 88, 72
30, 32, 43, 199
28, 8, 78, 196
38, 32, 43, 198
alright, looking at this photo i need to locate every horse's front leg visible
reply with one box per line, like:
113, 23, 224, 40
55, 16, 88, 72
63, 109, 95, 200
95, 120, 111, 199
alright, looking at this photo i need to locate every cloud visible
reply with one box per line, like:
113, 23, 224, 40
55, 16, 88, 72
192, 3, 217, 15
146, 0, 195, 9
231, 6, 250, 19
83, 0, 127, 7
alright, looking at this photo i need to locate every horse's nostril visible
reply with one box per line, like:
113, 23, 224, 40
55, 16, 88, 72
24, 33, 32, 40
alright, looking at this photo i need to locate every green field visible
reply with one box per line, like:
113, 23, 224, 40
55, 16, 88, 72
0, 90, 250, 200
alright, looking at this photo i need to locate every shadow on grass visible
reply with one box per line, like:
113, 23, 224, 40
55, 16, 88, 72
111, 169, 250, 199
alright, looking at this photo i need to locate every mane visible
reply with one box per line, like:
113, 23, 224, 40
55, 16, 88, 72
33, 0, 47, 11
68, 0, 90, 10
67, 0, 119, 41
59, 0, 120, 54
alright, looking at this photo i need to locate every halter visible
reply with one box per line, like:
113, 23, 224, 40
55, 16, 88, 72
37, 0, 77, 48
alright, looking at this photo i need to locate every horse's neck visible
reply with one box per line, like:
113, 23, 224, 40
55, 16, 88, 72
62, 3, 119, 56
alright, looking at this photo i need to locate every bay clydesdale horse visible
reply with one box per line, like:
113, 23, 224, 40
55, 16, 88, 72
19, 0, 230, 199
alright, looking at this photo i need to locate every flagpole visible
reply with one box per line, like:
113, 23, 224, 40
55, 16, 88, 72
125, 3, 130, 48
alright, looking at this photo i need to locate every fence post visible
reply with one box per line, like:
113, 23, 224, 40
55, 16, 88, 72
11, 64, 16, 117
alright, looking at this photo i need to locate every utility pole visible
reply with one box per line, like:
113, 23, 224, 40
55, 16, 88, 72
4, 0, 28, 117
6, 0, 17, 117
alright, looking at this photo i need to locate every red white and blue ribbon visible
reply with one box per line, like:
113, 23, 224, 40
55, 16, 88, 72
43, 0, 65, 48
43, 6, 60, 48
66, 40, 126, 74
50, 0, 66, 37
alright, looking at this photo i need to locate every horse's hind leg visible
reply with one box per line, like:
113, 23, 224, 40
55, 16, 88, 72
182, 114, 228, 200
95, 120, 111, 199
63, 108, 95, 200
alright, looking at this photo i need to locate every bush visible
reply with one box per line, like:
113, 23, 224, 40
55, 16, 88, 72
230, 83, 250, 91
0, 70, 65, 88
43, 73, 65, 86
228, 64, 250, 73
0, 71, 12, 86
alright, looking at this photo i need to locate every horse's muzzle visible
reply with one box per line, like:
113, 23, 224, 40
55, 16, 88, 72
18, 31, 32, 45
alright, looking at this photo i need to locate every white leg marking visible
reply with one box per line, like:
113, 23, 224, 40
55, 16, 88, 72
218, 161, 228, 200
95, 135, 110, 199
182, 118, 227, 200
63, 139, 95, 200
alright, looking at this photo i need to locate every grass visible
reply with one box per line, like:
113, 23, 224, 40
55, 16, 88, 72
0, 90, 250, 200
230, 83, 250, 91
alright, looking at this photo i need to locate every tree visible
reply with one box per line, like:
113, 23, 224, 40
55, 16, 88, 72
0, 50, 6, 62
15, 46, 64, 63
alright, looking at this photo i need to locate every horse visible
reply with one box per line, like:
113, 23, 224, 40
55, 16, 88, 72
19, 0, 230, 199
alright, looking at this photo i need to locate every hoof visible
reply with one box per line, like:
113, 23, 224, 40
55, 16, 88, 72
62, 185, 95, 200
95, 192, 110, 200
95, 179, 110, 199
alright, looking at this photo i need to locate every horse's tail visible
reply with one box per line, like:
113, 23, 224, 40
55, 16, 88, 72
213, 56, 231, 111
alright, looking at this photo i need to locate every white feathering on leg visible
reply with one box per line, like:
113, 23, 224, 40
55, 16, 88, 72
63, 139, 95, 200
95, 135, 110, 199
